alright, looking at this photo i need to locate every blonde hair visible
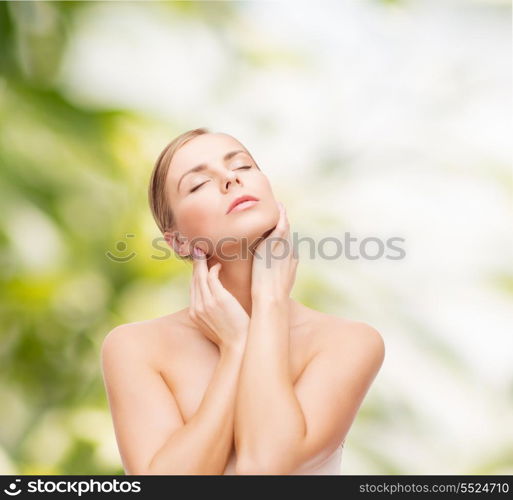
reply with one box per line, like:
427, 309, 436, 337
148, 127, 210, 235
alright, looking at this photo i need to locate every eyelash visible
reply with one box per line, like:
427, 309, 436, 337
189, 166, 252, 193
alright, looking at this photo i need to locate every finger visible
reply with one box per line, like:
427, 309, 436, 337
272, 203, 291, 253
292, 242, 299, 260
254, 202, 288, 257
276, 203, 290, 242
263, 203, 285, 251
274, 201, 287, 232
194, 247, 212, 304
207, 262, 228, 299
191, 246, 205, 306
189, 253, 198, 318
291, 250, 299, 270
189, 278, 195, 311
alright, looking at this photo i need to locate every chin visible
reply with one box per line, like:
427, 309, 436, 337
232, 207, 277, 235
209, 209, 279, 257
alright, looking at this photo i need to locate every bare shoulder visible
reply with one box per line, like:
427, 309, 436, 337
322, 313, 385, 373
101, 308, 192, 368
326, 313, 384, 346
100, 311, 192, 475
295, 301, 385, 369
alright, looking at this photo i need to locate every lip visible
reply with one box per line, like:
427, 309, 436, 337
226, 194, 260, 214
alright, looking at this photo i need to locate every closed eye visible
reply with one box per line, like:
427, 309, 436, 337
189, 181, 208, 193
189, 166, 252, 193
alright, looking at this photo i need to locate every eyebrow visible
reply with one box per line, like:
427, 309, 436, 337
176, 150, 248, 193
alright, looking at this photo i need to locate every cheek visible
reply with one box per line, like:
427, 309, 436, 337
261, 176, 277, 202
175, 201, 216, 240
258, 178, 278, 212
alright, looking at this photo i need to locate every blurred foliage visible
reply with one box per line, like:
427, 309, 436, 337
0, 1, 184, 475
0, 0, 287, 476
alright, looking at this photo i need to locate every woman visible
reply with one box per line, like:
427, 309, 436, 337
101, 127, 385, 475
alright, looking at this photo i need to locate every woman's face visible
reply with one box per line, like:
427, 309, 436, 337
165, 133, 280, 258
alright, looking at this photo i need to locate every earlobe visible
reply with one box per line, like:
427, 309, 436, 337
164, 230, 189, 257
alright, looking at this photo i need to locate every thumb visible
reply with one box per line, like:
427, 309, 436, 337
208, 261, 222, 279
208, 262, 229, 297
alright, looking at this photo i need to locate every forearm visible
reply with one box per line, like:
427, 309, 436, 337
234, 298, 306, 471
148, 343, 245, 475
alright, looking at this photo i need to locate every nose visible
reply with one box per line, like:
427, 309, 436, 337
222, 170, 242, 192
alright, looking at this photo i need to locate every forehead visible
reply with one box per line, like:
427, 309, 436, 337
168, 133, 249, 182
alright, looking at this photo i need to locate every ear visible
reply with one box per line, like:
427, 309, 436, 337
164, 229, 190, 257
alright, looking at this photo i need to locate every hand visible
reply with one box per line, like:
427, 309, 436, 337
250, 201, 299, 303
188, 247, 250, 354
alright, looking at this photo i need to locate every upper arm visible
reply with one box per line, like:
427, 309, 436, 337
290, 321, 385, 473
101, 325, 185, 475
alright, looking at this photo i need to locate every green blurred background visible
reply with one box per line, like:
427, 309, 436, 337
0, 0, 511, 475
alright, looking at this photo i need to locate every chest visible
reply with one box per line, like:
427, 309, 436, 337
155, 326, 315, 424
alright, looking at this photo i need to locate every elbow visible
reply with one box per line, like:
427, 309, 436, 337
234, 439, 304, 475
234, 461, 272, 475
126, 462, 151, 475
127, 456, 156, 476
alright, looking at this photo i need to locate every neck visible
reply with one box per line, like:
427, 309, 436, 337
202, 232, 297, 318
207, 251, 255, 316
